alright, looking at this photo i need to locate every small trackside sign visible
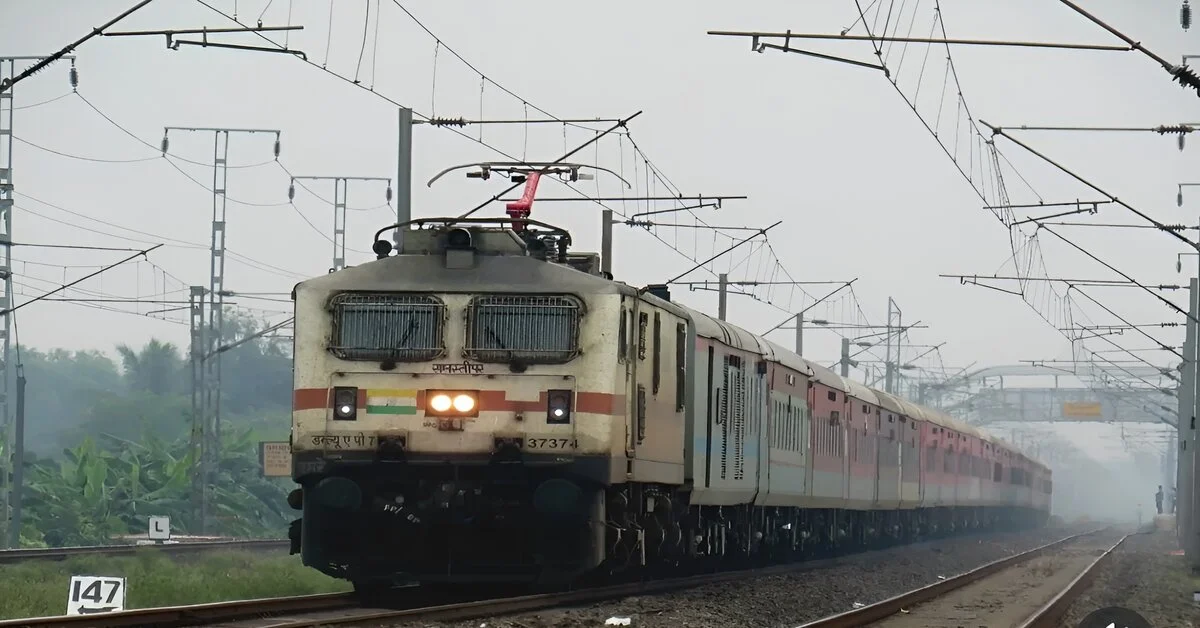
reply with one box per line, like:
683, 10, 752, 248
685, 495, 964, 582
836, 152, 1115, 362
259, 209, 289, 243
260, 441, 291, 477
66, 576, 126, 615
148, 515, 170, 541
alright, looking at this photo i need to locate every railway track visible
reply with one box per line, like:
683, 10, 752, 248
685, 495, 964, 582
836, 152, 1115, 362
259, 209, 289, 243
0, 527, 1108, 628
795, 526, 1129, 628
0, 540, 289, 565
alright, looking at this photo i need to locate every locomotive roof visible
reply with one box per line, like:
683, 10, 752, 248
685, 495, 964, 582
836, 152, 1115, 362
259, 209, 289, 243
301, 252, 635, 296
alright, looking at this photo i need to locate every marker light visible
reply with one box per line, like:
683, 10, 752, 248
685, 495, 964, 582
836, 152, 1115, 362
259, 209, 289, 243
333, 386, 358, 421
425, 390, 480, 417
547, 389, 572, 425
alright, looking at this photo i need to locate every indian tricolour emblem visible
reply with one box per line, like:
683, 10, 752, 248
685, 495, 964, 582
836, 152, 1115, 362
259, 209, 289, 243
365, 389, 418, 415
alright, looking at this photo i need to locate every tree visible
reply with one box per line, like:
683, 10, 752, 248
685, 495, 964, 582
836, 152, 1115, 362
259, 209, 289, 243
115, 339, 184, 396
17, 348, 124, 455
217, 309, 292, 416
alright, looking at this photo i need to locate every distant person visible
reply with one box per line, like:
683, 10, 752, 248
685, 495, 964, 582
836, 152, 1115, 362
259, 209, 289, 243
1155, 485, 1164, 515
1169, 486, 1176, 514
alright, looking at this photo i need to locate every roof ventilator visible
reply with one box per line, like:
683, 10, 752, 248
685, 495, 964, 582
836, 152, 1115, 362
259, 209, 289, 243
645, 284, 671, 301
444, 227, 476, 270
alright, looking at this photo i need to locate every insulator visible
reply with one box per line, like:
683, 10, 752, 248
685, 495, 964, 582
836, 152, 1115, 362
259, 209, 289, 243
429, 117, 467, 127
1158, 124, 1192, 135
1173, 64, 1200, 90
273, 138, 281, 158
288, 183, 295, 201
68, 66, 78, 90
161, 135, 169, 154
1184, 0, 1193, 30
385, 185, 393, 202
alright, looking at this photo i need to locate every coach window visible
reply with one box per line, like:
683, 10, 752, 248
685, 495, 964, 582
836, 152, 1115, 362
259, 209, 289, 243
652, 312, 662, 394
637, 312, 648, 360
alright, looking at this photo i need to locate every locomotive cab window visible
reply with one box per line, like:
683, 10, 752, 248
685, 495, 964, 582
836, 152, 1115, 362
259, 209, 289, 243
328, 292, 446, 362
465, 294, 583, 364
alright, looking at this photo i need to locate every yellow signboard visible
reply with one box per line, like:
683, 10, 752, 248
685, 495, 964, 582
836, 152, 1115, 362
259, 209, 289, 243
259, 441, 291, 477
1062, 401, 1103, 419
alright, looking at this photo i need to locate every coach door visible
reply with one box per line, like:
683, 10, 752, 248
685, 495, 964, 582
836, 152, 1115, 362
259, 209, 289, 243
624, 299, 641, 461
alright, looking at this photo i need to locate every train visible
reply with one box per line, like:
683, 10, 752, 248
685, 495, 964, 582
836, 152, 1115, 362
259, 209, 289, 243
285, 215, 1052, 592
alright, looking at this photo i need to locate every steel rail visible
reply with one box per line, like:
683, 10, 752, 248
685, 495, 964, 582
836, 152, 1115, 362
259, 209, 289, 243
0, 592, 357, 628
791, 527, 1112, 627
0, 539, 288, 564
1, 528, 1100, 628
1016, 532, 1133, 627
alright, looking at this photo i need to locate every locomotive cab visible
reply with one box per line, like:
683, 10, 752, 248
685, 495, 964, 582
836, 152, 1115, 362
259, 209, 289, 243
288, 220, 629, 588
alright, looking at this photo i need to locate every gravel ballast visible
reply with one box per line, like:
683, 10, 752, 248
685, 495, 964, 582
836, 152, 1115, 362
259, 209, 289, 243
385, 524, 1096, 628
1060, 523, 1197, 628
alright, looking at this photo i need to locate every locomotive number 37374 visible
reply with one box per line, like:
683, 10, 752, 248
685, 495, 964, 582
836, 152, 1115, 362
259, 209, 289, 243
523, 438, 578, 450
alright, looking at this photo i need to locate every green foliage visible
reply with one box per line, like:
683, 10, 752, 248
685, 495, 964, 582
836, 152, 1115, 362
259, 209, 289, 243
20, 428, 292, 546
7, 307, 296, 546
0, 550, 349, 620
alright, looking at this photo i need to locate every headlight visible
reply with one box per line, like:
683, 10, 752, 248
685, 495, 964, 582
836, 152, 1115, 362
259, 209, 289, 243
453, 394, 475, 412
425, 390, 479, 417
430, 393, 453, 413
333, 386, 358, 421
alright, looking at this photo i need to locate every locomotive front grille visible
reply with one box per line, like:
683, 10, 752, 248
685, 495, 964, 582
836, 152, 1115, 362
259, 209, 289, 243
329, 293, 446, 362
464, 295, 582, 364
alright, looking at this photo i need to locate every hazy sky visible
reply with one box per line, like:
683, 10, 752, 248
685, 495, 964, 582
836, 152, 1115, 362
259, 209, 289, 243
0, 1, 1186, 466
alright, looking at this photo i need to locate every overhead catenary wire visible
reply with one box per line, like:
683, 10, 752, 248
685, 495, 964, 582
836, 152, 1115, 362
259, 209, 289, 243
13, 192, 307, 280
0, 0, 156, 93
189, 0, 815, 319
4, 245, 163, 316
983, 122, 1196, 250
181, 0, 904, 370
1055, 0, 1200, 95
813, 1, 1177, 387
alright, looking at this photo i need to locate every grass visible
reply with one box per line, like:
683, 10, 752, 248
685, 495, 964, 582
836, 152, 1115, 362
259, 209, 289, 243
1, 549, 351, 620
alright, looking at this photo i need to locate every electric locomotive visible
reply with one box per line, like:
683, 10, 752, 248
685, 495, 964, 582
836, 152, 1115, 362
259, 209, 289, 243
284, 169, 1050, 591
288, 216, 643, 589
